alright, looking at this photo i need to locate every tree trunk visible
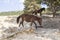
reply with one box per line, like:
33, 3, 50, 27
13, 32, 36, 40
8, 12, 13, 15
52, 7, 56, 18
53, 11, 56, 18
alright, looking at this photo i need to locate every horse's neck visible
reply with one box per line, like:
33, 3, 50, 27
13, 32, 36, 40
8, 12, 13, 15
38, 9, 41, 12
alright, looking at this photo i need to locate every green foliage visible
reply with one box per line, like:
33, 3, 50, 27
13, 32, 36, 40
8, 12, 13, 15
35, 0, 42, 4
0, 11, 24, 16
43, 0, 60, 17
43, 0, 60, 11
24, 0, 41, 14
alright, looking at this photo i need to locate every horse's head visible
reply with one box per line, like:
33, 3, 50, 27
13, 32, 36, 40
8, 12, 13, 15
42, 8, 45, 11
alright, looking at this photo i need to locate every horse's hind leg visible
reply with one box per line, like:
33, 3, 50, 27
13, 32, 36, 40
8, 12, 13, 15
30, 21, 33, 27
19, 21, 22, 27
19, 21, 24, 27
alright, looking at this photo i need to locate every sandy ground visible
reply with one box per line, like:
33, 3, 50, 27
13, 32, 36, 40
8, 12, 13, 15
0, 16, 60, 40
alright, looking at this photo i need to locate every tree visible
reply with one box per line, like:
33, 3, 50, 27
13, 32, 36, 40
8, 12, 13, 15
43, 0, 60, 17
24, 0, 41, 14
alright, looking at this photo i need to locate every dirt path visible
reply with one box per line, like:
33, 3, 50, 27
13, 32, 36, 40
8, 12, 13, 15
0, 16, 60, 40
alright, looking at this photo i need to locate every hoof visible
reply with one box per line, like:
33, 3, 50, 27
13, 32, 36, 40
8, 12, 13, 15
37, 26, 43, 28
40, 26, 43, 28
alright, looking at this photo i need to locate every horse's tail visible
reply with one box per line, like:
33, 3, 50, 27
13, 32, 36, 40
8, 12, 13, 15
17, 15, 21, 23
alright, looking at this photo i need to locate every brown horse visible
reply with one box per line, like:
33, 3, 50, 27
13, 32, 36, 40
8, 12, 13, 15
32, 8, 45, 16
17, 14, 42, 29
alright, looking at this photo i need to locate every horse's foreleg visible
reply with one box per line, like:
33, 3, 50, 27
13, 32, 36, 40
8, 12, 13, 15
38, 19, 43, 28
31, 21, 37, 29
40, 12, 42, 16
33, 21, 37, 29
35, 12, 37, 15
